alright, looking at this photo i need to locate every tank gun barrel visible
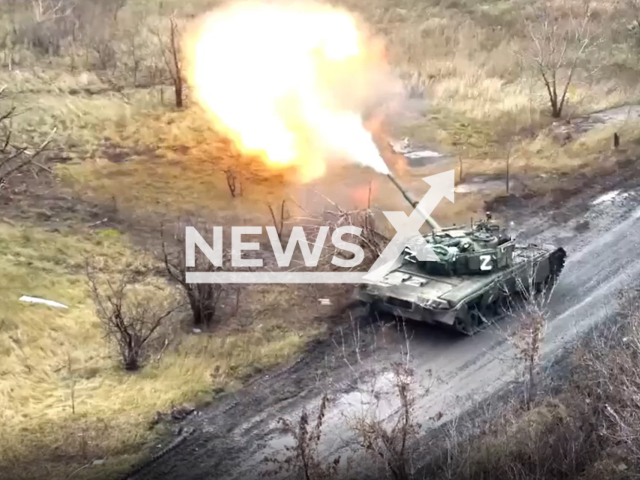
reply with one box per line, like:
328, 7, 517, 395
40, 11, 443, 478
386, 173, 441, 231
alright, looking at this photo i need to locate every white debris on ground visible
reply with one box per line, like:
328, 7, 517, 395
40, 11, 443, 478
389, 137, 443, 160
591, 190, 627, 205
389, 137, 411, 153
454, 178, 507, 194
19, 296, 69, 309
454, 184, 473, 193
405, 150, 442, 159
318, 298, 331, 306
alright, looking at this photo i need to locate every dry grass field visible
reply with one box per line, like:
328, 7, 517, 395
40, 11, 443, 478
2, 0, 640, 478
0, 221, 312, 479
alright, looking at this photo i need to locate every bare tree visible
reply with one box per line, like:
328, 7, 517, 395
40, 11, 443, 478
224, 168, 242, 198
504, 261, 560, 409
524, 1, 598, 118
155, 16, 184, 108
20, 0, 75, 56
579, 291, 640, 468
124, 27, 142, 86
87, 266, 179, 371
263, 394, 340, 480
90, 35, 117, 72
352, 363, 420, 480
73, 0, 128, 74
268, 200, 287, 240
30, 0, 75, 24
161, 224, 227, 328
0, 87, 54, 189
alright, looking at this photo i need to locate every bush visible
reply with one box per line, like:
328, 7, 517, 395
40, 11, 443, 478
87, 264, 179, 371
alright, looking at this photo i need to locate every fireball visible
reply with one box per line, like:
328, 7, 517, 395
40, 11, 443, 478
184, 0, 398, 181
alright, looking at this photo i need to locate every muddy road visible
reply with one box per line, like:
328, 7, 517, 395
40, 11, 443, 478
127, 178, 640, 480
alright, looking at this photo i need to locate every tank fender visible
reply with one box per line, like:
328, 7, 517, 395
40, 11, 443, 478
448, 302, 468, 326
441, 309, 458, 325
480, 285, 499, 308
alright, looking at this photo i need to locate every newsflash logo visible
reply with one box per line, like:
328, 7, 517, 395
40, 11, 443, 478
185, 170, 454, 284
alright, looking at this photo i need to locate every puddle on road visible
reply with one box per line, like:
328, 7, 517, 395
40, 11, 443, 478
390, 138, 447, 169
390, 138, 510, 195
454, 178, 507, 194
591, 189, 629, 205
551, 104, 640, 141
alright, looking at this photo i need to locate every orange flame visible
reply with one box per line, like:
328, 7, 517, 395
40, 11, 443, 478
184, 1, 399, 181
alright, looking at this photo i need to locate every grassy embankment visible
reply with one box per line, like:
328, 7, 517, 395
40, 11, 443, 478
0, 222, 309, 480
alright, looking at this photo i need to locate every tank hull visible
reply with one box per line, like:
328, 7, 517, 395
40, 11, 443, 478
357, 245, 566, 335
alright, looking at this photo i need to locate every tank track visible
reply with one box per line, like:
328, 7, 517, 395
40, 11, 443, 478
549, 247, 567, 282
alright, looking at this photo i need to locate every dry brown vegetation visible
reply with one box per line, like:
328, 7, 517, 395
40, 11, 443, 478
420, 292, 640, 480
0, 225, 310, 480
351, 363, 421, 480
86, 263, 181, 371
264, 394, 341, 480
0, 86, 53, 188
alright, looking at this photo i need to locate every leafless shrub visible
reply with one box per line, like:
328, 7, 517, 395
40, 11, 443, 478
154, 15, 184, 108
75, 0, 127, 74
577, 291, 640, 471
161, 223, 228, 328
0, 87, 54, 189
278, 190, 387, 276
351, 363, 420, 480
31, 0, 74, 23
503, 262, 559, 410
318, 186, 389, 265
11, 0, 127, 70
86, 264, 179, 371
523, 1, 599, 118
224, 168, 242, 198
263, 394, 340, 480
121, 26, 142, 86
90, 36, 117, 72
425, 296, 640, 480
268, 200, 288, 240
17, 0, 75, 56
423, 395, 598, 480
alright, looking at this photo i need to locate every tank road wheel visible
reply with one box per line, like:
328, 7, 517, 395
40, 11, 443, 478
453, 316, 473, 336
453, 302, 495, 335
454, 307, 482, 336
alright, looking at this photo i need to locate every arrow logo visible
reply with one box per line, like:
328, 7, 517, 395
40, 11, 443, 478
364, 170, 455, 281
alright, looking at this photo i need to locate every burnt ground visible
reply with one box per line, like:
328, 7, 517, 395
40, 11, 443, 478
116, 156, 640, 480
0, 167, 159, 248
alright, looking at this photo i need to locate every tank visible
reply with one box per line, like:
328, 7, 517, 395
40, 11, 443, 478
356, 174, 567, 335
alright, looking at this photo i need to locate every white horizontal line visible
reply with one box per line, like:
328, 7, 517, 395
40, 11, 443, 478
185, 272, 367, 284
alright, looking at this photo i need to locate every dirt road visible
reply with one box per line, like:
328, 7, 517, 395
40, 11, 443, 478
127, 176, 640, 480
